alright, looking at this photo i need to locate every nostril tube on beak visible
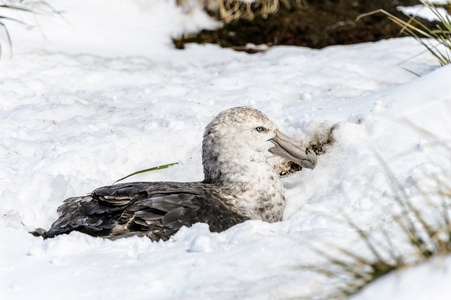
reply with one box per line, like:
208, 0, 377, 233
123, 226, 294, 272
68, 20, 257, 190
269, 129, 317, 169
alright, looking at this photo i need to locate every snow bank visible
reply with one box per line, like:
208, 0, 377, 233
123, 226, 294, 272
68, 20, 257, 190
1, 0, 450, 299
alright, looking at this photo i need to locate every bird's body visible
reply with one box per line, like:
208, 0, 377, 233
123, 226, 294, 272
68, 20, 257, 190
33, 107, 317, 241
43, 182, 247, 241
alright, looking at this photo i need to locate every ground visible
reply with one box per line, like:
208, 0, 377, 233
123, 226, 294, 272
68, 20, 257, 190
174, 0, 444, 51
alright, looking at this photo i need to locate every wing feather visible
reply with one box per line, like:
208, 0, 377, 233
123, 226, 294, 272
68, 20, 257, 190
33, 181, 248, 241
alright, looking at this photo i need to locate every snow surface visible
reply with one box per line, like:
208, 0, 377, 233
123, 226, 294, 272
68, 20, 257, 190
398, 0, 451, 21
1, 1, 451, 299
398, 4, 450, 22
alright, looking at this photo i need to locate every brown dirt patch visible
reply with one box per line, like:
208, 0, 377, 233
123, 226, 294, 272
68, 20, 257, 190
174, 0, 441, 51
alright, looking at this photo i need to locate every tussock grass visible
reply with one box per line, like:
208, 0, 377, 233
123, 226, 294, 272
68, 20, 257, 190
306, 173, 451, 298
0, 0, 60, 57
0, 2, 32, 57
357, 0, 451, 66
177, 0, 306, 23
305, 131, 451, 298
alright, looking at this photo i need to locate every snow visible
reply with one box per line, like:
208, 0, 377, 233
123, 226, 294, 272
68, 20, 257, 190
398, 4, 450, 21
354, 256, 451, 300
1, 0, 451, 299
398, 0, 451, 21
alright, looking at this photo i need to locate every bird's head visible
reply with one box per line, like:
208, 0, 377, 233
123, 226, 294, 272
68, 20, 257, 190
202, 107, 317, 183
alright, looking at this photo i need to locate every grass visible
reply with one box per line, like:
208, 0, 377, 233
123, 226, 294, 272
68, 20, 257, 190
0, 0, 60, 58
357, 0, 451, 66
305, 173, 451, 298
305, 131, 451, 298
113, 162, 179, 184
0, 2, 32, 57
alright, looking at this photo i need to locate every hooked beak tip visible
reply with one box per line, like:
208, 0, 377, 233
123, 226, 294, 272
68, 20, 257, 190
269, 129, 317, 170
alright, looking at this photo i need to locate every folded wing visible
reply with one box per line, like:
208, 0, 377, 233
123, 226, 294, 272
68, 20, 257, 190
33, 182, 247, 241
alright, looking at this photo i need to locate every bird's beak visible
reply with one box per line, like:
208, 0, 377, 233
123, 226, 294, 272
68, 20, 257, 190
269, 129, 317, 169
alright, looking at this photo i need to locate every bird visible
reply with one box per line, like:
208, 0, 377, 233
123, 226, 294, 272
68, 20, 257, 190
32, 107, 317, 241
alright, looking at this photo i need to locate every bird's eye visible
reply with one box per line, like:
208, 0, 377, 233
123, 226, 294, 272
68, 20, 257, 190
255, 126, 265, 132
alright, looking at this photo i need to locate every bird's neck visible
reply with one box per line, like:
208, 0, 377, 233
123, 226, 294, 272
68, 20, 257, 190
203, 158, 286, 222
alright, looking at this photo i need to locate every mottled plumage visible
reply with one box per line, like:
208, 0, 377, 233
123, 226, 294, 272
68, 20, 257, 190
33, 107, 317, 241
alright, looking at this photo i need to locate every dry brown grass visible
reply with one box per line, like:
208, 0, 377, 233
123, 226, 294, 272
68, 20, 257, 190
177, 0, 306, 23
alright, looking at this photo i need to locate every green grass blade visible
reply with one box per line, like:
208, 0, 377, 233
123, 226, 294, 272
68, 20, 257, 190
114, 162, 179, 184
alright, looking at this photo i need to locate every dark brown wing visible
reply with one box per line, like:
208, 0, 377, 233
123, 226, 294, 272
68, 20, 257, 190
33, 182, 247, 241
